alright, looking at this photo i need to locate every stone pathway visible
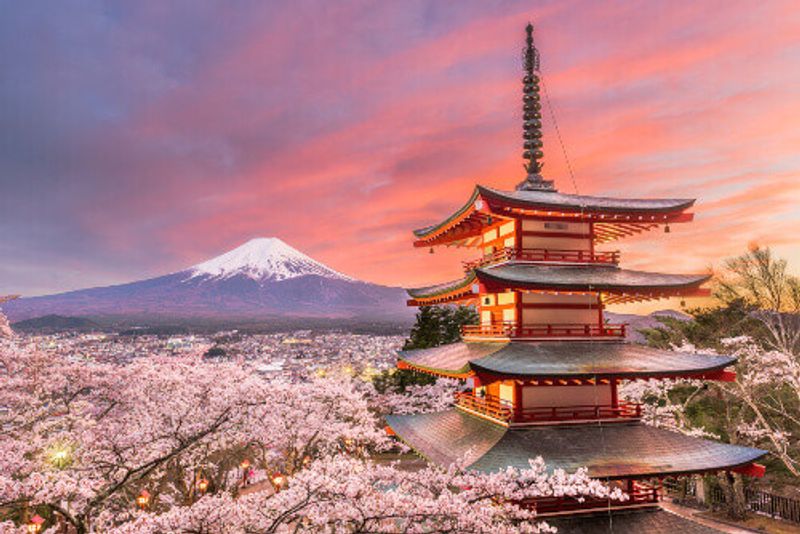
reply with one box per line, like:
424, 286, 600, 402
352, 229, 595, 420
662, 500, 760, 534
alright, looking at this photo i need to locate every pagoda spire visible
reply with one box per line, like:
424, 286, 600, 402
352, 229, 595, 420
516, 22, 556, 192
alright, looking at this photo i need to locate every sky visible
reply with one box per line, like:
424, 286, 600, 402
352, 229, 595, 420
2, 0, 799, 313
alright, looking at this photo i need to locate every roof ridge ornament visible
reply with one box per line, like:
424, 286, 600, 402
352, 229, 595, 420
515, 22, 556, 193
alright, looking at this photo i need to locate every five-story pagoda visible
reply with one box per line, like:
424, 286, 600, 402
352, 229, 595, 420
386, 23, 766, 528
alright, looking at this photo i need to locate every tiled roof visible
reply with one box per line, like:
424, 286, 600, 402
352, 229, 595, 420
477, 263, 710, 292
545, 508, 723, 533
407, 264, 709, 300
399, 341, 735, 378
479, 186, 695, 214
386, 410, 766, 478
406, 272, 476, 299
412, 185, 695, 238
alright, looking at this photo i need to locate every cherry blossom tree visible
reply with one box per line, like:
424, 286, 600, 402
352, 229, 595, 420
0, 339, 389, 532
115, 456, 622, 534
718, 337, 800, 477
0, 337, 618, 532
368, 377, 460, 416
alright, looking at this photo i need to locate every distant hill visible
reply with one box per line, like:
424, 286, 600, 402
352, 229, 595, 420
605, 309, 691, 344
3, 238, 413, 326
12, 314, 102, 332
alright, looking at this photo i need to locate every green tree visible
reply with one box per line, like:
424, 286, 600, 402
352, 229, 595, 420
640, 300, 765, 352
403, 305, 478, 350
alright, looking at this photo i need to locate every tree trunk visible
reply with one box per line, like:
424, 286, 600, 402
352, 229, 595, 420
718, 472, 748, 521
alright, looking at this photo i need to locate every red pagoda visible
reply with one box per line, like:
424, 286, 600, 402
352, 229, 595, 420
386, 23, 766, 530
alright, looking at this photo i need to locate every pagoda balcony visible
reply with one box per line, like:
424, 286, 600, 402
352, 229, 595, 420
454, 392, 642, 426
462, 247, 620, 271
461, 322, 626, 340
531, 481, 659, 516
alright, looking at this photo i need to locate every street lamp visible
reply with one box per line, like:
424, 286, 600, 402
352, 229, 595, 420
26, 515, 44, 534
49, 445, 71, 469
270, 473, 287, 491
197, 478, 209, 494
135, 489, 151, 510
240, 459, 251, 486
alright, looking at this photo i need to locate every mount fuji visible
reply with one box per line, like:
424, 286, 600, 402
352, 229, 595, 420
3, 238, 412, 324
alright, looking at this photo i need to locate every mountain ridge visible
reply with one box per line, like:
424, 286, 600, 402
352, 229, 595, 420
2, 238, 412, 324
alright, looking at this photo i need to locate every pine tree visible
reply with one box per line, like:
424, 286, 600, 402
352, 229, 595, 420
403, 305, 478, 350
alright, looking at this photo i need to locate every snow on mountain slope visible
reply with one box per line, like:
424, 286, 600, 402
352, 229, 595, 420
2, 237, 411, 323
188, 238, 352, 282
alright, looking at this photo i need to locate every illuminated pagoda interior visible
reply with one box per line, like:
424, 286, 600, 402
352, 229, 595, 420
386, 23, 767, 529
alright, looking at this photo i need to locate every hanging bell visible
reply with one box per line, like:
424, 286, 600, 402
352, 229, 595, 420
664, 224, 671, 234
487, 216, 493, 226
429, 247, 434, 254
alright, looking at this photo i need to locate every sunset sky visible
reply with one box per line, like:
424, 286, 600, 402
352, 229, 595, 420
2, 1, 799, 313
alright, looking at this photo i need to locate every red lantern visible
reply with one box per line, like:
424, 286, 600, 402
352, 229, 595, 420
27, 515, 45, 534
136, 489, 151, 510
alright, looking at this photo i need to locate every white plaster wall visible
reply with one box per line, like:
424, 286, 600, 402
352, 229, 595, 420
521, 308, 598, 325
521, 385, 612, 408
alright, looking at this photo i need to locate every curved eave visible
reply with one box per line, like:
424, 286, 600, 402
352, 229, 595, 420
398, 341, 736, 380
397, 359, 472, 379
406, 272, 477, 305
413, 188, 480, 238
477, 185, 696, 215
386, 411, 768, 480
412, 185, 696, 246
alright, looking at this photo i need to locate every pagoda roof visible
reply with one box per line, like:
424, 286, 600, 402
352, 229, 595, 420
480, 186, 695, 215
407, 264, 709, 303
398, 341, 735, 379
385, 410, 766, 479
413, 186, 695, 246
546, 509, 724, 533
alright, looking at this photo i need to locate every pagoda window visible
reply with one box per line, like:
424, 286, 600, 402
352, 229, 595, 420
482, 223, 516, 255
497, 292, 516, 305
499, 221, 515, 236
498, 382, 515, 407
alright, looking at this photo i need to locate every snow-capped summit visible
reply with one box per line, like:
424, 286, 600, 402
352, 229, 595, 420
188, 238, 352, 283
2, 237, 411, 324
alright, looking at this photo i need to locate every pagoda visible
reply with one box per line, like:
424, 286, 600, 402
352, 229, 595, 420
386, 23, 766, 528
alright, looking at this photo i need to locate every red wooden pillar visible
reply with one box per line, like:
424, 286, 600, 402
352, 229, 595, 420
610, 378, 618, 409
597, 292, 604, 331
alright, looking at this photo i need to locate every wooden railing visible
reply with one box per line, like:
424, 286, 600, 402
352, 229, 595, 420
454, 392, 642, 424
463, 247, 620, 270
532, 481, 659, 515
516, 402, 642, 423
461, 323, 626, 339
454, 392, 512, 422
